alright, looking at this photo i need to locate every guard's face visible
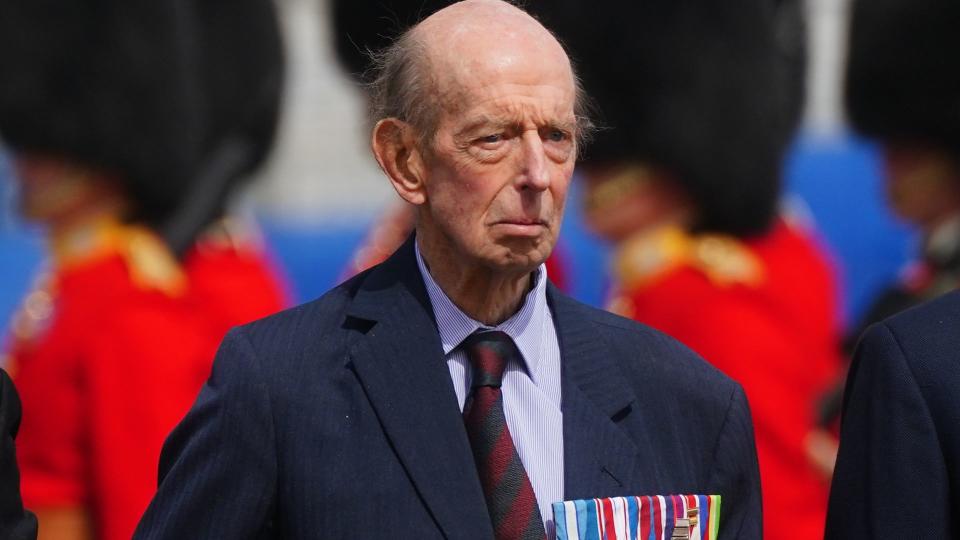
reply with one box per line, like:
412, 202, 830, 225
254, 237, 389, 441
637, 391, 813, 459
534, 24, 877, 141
882, 143, 960, 227
582, 164, 691, 242
417, 60, 578, 273
13, 155, 113, 222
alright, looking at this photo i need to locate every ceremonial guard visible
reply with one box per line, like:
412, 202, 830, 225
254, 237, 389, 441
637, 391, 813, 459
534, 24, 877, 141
843, 0, 960, 326
559, 1, 843, 538
824, 5, 960, 534
0, 0, 288, 539
814, 0, 960, 464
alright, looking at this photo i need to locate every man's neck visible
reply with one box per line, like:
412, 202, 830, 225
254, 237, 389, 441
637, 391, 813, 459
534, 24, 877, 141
418, 238, 533, 327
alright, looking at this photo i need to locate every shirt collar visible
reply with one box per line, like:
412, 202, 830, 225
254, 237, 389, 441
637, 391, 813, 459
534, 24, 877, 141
415, 239, 549, 378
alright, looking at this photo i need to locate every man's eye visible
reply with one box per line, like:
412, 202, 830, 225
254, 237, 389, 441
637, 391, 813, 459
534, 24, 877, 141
480, 134, 502, 144
547, 130, 567, 142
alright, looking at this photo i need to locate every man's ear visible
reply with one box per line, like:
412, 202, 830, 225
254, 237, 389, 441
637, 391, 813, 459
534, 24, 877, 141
371, 118, 428, 206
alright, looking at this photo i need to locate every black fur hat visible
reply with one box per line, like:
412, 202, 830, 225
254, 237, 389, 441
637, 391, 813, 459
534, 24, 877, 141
0, 0, 284, 239
560, 0, 806, 238
846, 0, 960, 158
330, 0, 453, 85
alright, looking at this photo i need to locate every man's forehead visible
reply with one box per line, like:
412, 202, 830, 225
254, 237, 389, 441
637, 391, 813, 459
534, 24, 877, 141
457, 87, 577, 120
415, 0, 572, 86
433, 76, 577, 134
415, 7, 574, 114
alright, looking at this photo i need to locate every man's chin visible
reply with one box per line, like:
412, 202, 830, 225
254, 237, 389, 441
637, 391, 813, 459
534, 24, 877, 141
489, 241, 552, 273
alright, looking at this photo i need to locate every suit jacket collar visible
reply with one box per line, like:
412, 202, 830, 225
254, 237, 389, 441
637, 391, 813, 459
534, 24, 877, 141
345, 236, 650, 537
345, 236, 493, 539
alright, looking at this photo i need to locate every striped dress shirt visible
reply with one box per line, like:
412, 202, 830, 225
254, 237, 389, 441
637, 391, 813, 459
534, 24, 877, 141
415, 242, 564, 537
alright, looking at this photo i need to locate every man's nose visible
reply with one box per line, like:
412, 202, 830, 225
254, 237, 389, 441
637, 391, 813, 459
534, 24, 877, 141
517, 131, 550, 191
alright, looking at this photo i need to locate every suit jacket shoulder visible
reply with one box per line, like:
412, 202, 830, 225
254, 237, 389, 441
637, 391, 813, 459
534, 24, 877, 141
0, 369, 38, 540
881, 290, 960, 390
556, 292, 742, 405
225, 266, 378, 380
826, 291, 960, 538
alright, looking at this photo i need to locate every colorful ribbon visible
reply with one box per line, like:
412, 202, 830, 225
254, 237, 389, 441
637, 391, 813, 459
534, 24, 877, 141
553, 494, 721, 540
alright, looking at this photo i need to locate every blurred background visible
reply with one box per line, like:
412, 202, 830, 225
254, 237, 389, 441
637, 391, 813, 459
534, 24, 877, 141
0, 0, 916, 334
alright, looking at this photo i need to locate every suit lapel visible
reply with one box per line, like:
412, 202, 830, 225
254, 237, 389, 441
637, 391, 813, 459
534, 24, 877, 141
345, 237, 492, 539
550, 289, 665, 500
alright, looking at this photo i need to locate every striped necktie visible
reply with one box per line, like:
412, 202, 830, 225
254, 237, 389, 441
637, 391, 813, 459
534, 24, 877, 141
462, 330, 547, 540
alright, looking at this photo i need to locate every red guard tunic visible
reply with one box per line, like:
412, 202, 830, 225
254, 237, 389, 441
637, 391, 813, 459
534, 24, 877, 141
5, 219, 287, 540
608, 219, 841, 540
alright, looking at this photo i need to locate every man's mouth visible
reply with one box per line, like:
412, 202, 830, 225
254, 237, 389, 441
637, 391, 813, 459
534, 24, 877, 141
498, 218, 545, 225
491, 219, 548, 237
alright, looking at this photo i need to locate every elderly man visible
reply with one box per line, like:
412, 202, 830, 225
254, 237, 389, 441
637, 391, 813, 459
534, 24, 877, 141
134, 1, 761, 538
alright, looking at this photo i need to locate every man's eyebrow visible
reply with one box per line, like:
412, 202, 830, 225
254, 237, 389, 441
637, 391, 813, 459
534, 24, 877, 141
456, 115, 578, 136
456, 115, 512, 136
550, 119, 578, 133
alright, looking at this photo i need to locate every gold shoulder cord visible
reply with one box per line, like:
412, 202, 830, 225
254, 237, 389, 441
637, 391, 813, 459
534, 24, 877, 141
52, 219, 186, 297
614, 226, 693, 290
690, 234, 764, 287
4, 222, 186, 366
123, 227, 187, 296
614, 227, 765, 291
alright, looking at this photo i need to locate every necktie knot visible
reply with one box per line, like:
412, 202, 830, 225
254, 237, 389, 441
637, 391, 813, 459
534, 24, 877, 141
462, 330, 515, 389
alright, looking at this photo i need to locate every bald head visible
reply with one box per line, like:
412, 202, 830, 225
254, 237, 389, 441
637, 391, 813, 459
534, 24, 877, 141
415, 1, 573, 113
369, 0, 588, 148
414, 0, 570, 67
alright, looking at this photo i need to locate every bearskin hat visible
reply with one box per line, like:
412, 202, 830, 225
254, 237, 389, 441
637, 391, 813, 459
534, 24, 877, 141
846, 0, 960, 158
558, 0, 806, 238
330, 0, 452, 84
0, 0, 284, 237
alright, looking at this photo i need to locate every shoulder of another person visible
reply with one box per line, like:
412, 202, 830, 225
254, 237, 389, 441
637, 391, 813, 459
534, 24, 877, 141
885, 289, 960, 332
876, 291, 960, 385
0, 368, 11, 408
0, 367, 22, 444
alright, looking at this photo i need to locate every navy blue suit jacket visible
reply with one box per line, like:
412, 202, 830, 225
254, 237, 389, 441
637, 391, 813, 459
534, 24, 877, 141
135, 238, 761, 539
826, 291, 960, 538
1, 369, 37, 540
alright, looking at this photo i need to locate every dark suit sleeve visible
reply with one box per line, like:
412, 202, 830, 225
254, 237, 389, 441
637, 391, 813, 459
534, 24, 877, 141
708, 384, 762, 540
825, 322, 950, 539
134, 328, 278, 540
0, 369, 38, 540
